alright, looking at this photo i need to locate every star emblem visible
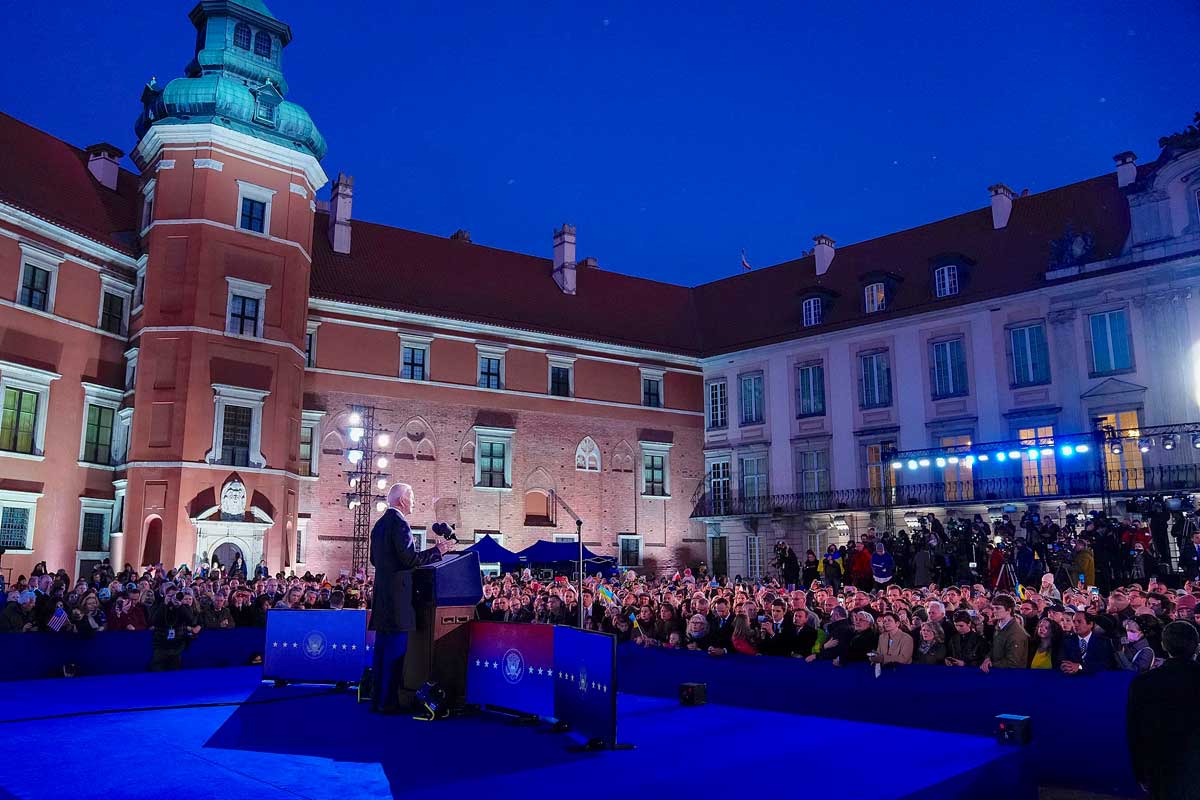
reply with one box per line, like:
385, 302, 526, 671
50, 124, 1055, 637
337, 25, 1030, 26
527, 666, 534, 674
537, 667, 544, 676
272, 641, 279, 647
351, 645, 357, 651
475, 659, 481, 667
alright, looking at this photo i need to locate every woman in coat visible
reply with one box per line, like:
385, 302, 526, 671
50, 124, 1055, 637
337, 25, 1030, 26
913, 621, 947, 665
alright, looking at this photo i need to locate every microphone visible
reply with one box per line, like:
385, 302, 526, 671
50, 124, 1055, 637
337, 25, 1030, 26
431, 522, 458, 543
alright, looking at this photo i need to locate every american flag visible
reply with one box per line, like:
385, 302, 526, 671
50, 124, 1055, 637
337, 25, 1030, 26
741, 249, 752, 271
48, 607, 69, 632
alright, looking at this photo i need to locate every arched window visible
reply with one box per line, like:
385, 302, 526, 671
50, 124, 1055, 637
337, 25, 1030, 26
524, 490, 552, 526
254, 31, 272, 58
233, 23, 252, 50
142, 517, 163, 566
801, 297, 822, 327
575, 437, 601, 471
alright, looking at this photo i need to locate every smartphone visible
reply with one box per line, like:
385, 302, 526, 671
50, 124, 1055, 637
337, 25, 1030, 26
1088, 586, 1100, 596
1078, 573, 1086, 587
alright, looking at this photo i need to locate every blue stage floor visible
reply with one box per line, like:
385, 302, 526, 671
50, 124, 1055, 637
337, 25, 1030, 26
0, 667, 1023, 799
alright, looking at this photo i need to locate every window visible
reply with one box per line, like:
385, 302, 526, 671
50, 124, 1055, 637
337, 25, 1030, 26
575, 437, 601, 471
796, 363, 825, 417
296, 520, 308, 564
141, 180, 155, 231
934, 265, 959, 298
740, 453, 769, 513
133, 264, 146, 310
550, 366, 572, 397
206, 384, 268, 468
706, 381, 727, 429
124, 349, 138, 392
930, 338, 968, 399
642, 377, 662, 408
100, 291, 126, 335
795, 448, 830, 495
254, 100, 276, 127
19, 264, 51, 312
1017, 427, 1055, 496
1097, 410, 1143, 490
221, 405, 252, 467
708, 459, 731, 514
1, 387, 38, 455
240, 198, 266, 233
234, 22, 251, 49
941, 434, 975, 501
478, 357, 502, 389
739, 372, 764, 425
298, 425, 314, 476
1010, 323, 1050, 386
747, 535, 763, 578
254, 30, 272, 57
0, 505, 31, 550
618, 534, 642, 567
300, 409, 324, 477
553, 534, 578, 544
80, 511, 108, 553
802, 297, 822, 327
225, 277, 268, 338
866, 440, 896, 506
235, 181, 274, 236
859, 351, 891, 408
864, 282, 886, 313
641, 441, 672, 498
403, 346, 428, 380
1089, 309, 1133, 373
474, 427, 513, 489
82, 405, 115, 465
304, 323, 319, 368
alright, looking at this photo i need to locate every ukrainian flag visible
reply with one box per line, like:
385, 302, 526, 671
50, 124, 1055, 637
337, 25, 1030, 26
596, 584, 616, 606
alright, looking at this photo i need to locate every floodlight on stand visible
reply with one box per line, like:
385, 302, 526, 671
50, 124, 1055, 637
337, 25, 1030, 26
1110, 440, 1124, 455
1162, 434, 1178, 451
947, 456, 959, 464
348, 476, 358, 489
349, 426, 365, 443
376, 456, 389, 469
376, 433, 391, 448
347, 449, 364, 464
976, 454, 988, 462
348, 411, 362, 426
375, 500, 387, 513
1027, 448, 1039, 460
376, 478, 388, 491
346, 497, 360, 510
1008, 450, 1022, 460
995, 452, 1007, 462
1060, 445, 1074, 456
1192, 433, 1200, 450
907, 459, 919, 470
891, 461, 904, 470
1075, 443, 1089, 453
935, 457, 946, 468
1138, 437, 1153, 453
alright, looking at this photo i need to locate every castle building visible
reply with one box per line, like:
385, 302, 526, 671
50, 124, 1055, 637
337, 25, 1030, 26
2, 1, 1199, 583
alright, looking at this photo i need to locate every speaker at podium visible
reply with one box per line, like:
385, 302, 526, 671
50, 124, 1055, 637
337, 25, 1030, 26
401, 550, 483, 705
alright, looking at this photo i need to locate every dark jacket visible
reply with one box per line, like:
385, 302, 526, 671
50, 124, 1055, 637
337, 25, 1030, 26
1061, 632, 1116, 673
1127, 658, 1200, 799
369, 508, 442, 633
913, 642, 948, 665
946, 630, 987, 666
758, 618, 806, 656
706, 613, 736, 652
0, 603, 29, 633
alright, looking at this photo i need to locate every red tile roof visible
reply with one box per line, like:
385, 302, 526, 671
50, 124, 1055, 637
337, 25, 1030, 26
0, 113, 141, 255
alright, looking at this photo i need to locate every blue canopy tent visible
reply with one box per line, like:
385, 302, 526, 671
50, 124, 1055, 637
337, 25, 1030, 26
463, 534, 520, 568
514, 540, 618, 577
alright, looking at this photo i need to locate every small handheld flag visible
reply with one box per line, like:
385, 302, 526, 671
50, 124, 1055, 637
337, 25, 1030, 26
596, 584, 616, 606
48, 607, 69, 632
740, 249, 752, 271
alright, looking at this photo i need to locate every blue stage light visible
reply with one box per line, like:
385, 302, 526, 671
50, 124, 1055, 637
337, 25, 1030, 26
1040, 447, 1054, 456
907, 459, 919, 470
995, 452, 1006, 462
935, 457, 946, 467
918, 458, 931, 467
1060, 445, 1074, 456
1075, 443, 1089, 453
1008, 451, 1022, 460
891, 461, 904, 470
947, 456, 959, 465
977, 454, 989, 462
1027, 448, 1039, 460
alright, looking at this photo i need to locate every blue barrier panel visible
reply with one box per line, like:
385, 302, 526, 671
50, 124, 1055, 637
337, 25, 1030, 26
263, 610, 369, 684
552, 627, 617, 745
466, 622, 555, 718
616, 644, 1136, 797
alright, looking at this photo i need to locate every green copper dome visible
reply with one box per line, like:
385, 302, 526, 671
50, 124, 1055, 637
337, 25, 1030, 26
135, 0, 326, 160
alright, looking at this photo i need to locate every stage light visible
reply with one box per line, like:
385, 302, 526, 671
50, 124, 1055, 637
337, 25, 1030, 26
347, 449, 364, 464
1110, 441, 1123, 455
918, 458, 931, 467
935, 457, 946, 468
1040, 447, 1054, 456
904, 512, 921, 529
347, 498, 360, 509
947, 456, 960, 465
1008, 450, 1021, 460
891, 461, 903, 470
349, 426, 364, 442
963, 455, 975, 466
348, 477, 358, 488
376, 478, 387, 490
907, 460, 919, 470
1060, 445, 1074, 457
995, 452, 1007, 462
376, 433, 391, 448
348, 411, 362, 426
831, 515, 850, 531
1027, 449, 1039, 460
977, 454, 989, 462
375, 500, 387, 513
1138, 437, 1153, 453
376, 456, 389, 469
1162, 434, 1178, 451
1192, 434, 1200, 449
1075, 444, 1089, 454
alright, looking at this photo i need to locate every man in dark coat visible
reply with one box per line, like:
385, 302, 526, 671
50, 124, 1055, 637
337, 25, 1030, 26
1127, 621, 1200, 799
370, 482, 451, 713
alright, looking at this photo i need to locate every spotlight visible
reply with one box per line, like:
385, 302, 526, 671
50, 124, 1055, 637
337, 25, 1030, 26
1027, 449, 1039, 460
376, 433, 391, 448
1075, 444, 1089, 454
963, 455, 975, 466
947, 456, 960, 465
348, 477, 358, 489
347, 449, 364, 464
1008, 451, 1021, 460
375, 500, 387, 513
1110, 441, 1123, 455
349, 426, 365, 442
907, 460, 919, 470
1060, 445, 1074, 457
376, 478, 388, 490
347, 498, 360, 509
891, 461, 904, 470
1040, 447, 1054, 456
935, 457, 947, 468
996, 452, 1007, 462
1193, 433, 1200, 450
831, 515, 850, 531
348, 411, 362, 426
376, 456, 389, 469
1138, 437, 1153, 453
1162, 434, 1178, 451
977, 454, 989, 462
918, 458, 931, 467
904, 512, 921, 529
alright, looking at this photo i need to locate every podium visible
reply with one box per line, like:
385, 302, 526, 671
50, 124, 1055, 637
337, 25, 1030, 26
401, 551, 483, 704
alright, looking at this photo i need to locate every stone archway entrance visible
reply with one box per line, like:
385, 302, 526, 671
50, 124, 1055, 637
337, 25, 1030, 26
211, 541, 244, 572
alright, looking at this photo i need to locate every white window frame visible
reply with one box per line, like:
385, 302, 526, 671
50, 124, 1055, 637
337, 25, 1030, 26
476, 344, 507, 390
78, 382, 123, 469
400, 333, 433, 381
706, 380, 727, 430
864, 282, 886, 313
618, 533, 643, 567
16, 244, 62, 315
934, 265, 959, 298
113, 407, 133, 467
205, 384, 270, 468
295, 518, 309, 565
97, 275, 134, 337
77, 497, 115, 577
794, 446, 831, 495
640, 367, 665, 408
639, 440, 672, 499
474, 425, 514, 491
235, 180, 276, 236
931, 337, 968, 399
554, 533, 579, 544
708, 457, 732, 514
0, 487, 42, 553
547, 353, 576, 398
124, 347, 139, 393
575, 436, 601, 472
801, 297, 822, 327
141, 178, 156, 233
0, 360, 60, 461
132, 258, 147, 315
1088, 308, 1133, 374
739, 371, 765, 426
739, 451, 770, 512
300, 408, 326, 478
859, 350, 891, 409
796, 362, 825, 417
1009, 322, 1048, 386
304, 320, 321, 369
112, 478, 127, 537
747, 535, 763, 579
225, 276, 269, 338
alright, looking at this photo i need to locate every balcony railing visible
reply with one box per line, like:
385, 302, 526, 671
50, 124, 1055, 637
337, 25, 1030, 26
691, 466, 1200, 518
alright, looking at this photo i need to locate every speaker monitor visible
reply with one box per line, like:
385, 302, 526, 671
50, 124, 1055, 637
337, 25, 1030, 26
994, 713, 1032, 745
680, 682, 707, 706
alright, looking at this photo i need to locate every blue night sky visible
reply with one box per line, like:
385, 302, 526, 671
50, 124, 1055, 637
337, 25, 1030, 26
5, 2, 1198, 286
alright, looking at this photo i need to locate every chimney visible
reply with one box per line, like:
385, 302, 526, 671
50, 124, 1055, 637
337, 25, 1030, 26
813, 234, 835, 276
328, 172, 354, 254
85, 143, 123, 191
578, 256, 599, 269
1113, 151, 1138, 188
988, 183, 1015, 229
450, 229, 472, 243
552, 224, 577, 295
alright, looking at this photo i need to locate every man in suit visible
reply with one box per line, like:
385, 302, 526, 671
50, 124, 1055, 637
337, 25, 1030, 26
759, 599, 804, 656
1060, 611, 1116, 674
370, 482, 453, 713
1180, 531, 1200, 582
981, 594, 1028, 672
1127, 621, 1200, 799
705, 596, 735, 655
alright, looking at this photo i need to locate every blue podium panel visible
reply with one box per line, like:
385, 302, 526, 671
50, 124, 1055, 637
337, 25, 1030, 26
263, 610, 370, 683
466, 622, 554, 718
553, 627, 617, 746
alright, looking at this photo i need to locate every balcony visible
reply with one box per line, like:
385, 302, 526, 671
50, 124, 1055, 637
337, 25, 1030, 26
691, 465, 1200, 519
